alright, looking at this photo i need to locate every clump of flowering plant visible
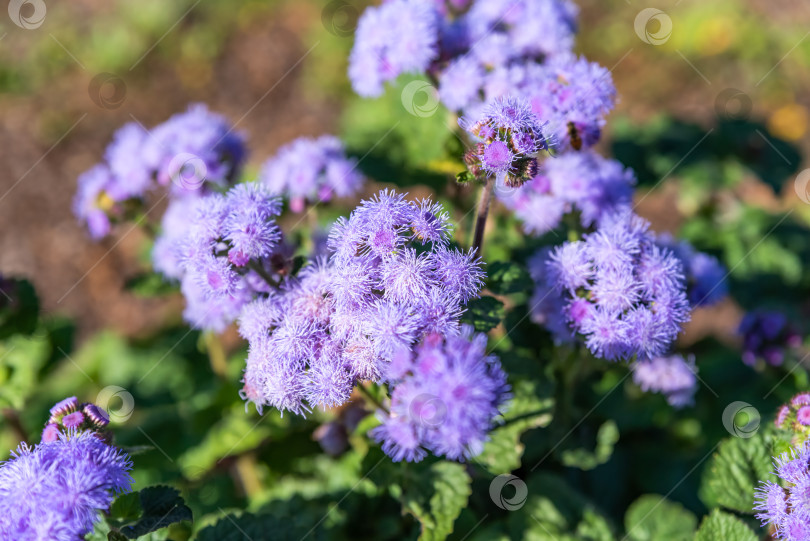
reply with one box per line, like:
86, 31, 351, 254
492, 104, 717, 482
532, 212, 691, 361
238, 190, 484, 416
0, 398, 132, 540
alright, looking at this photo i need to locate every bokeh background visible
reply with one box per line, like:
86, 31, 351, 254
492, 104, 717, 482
1, 0, 810, 536
1, 0, 808, 339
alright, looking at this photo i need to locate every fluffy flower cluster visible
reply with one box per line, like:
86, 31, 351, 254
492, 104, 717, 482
738, 311, 802, 367
153, 183, 283, 331
461, 96, 548, 186
42, 396, 109, 443
656, 235, 728, 308
775, 393, 810, 449
532, 212, 691, 361
349, 0, 613, 151
238, 190, 484, 416
0, 398, 132, 540
349, 0, 579, 100
448, 54, 616, 151
259, 135, 364, 212
755, 442, 810, 540
74, 104, 246, 239
371, 327, 510, 462
632, 354, 697, 408
497, 150, 635, 235
348, 0, 439, 97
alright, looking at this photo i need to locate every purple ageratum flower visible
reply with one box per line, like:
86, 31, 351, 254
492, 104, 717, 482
103, 122, 158, 201
468, 55, 615, 151
438, 55, 485, 112
632, 354, 697, 408
222, 183, 282, 266
238, 191, 482, 415
49, 396, 79, 422
656, 234, 728, 307
738, 311, 802, 367
153, 184, 283, 331
498, 150, 636, 235
370, 326, 510, 462
462, 95, 548, 186
349, 0, 440, 97
0, 431, 133, 540
536, 212, 690, 361
150, 103, 247, 193
75, 105, 246, 239
72, 165, 115, 240
464, 0, 578, 62
527, 247, 574, 343
259, 135, 363, 212
755, 442, 810, 538
530, 54, 615, 150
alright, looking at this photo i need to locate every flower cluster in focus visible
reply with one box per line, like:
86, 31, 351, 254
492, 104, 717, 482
153, 183, 284, 332
756, 442, 810, 540
0, 398, 132, 540
532, 212, 691, 361
461, 95, 549, 186
238, 190, 484, 416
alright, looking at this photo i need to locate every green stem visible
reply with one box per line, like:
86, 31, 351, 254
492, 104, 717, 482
472, 177, 495, 255
356, 383, 389, 414
248, 260, 278, 289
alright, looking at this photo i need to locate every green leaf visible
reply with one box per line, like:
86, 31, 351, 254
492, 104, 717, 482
576, 510, 614, 541
119, 486, 192, 539
699, 432, 777, 513
108, 492, 141, 524
0, 331, 51, 409
486, 261, 533, 296
478, 379, 554, 474
397, 461, 472, 541
508, 473, 613, 540
623, 494, 696, 541
460, 296, 505, 332
456, 171, 475, 184
560, 420, 620, 471
123, 273, 178, 298
694, 509, 758, 541
178, 404, 287, 480
107, 532, 128, 541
